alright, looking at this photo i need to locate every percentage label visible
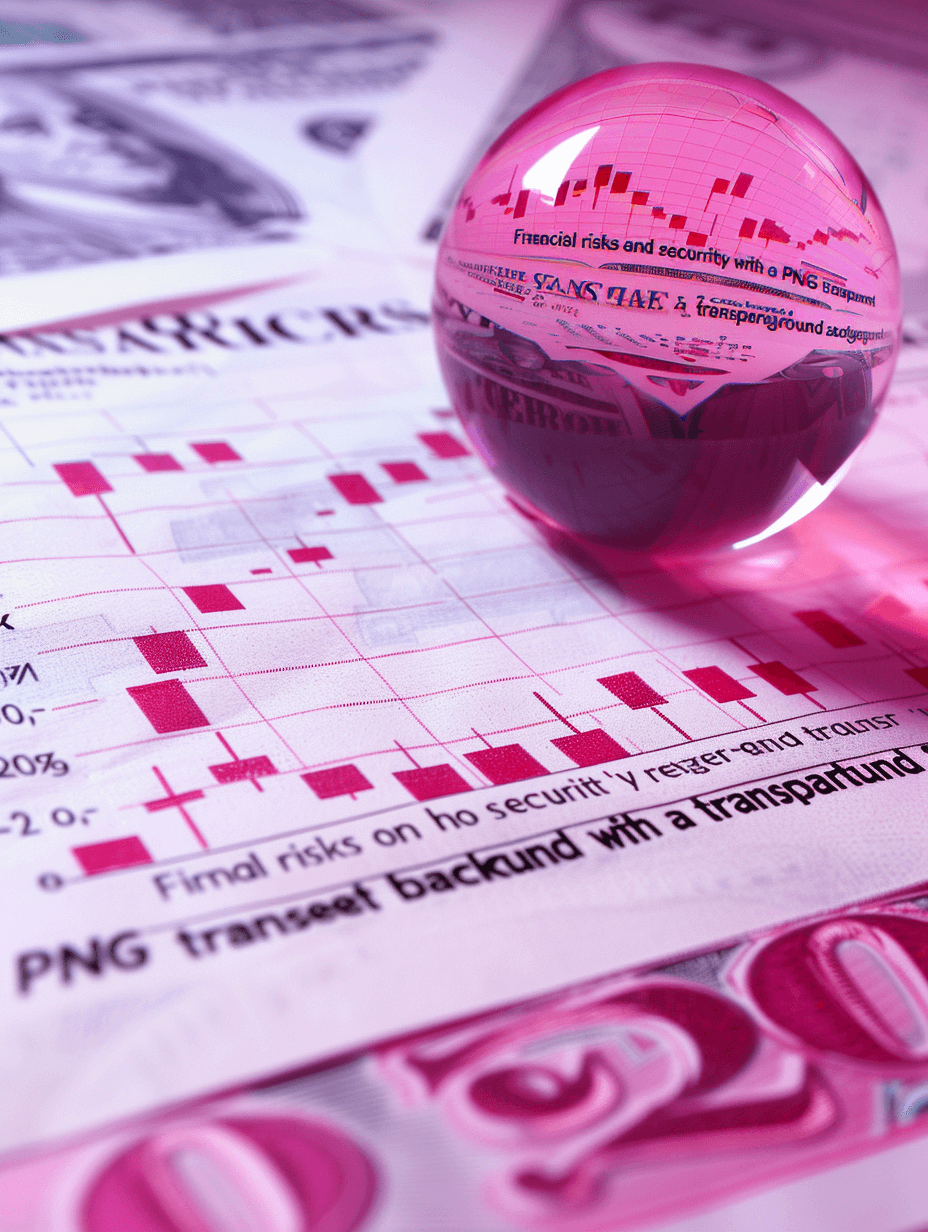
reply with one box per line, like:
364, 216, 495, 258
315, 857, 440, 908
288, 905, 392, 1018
0, 752, 68, 778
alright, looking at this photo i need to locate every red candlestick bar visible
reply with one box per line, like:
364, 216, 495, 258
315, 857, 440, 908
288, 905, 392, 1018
209, 755, 277, 785
381, 461, 427, 483
418, 432, 469, 459
794, 610, 864, 648
127, 679, 211, 733
302, 765, 373, 799
749, 661, 816, 695
192, 442, 241, 464
135, 453, 182, 472
289, 546, 332, 564
133, 631, 206, 674
465, 745, 547, 785
73, 836, 153, 875
552, 729, 629, 766
182, 584, 244, 614
598, 672, 667, 709
394, 764, 471, 801
54, 461, 112, 496
683, 666, 756, 702
328, 473, 382, 505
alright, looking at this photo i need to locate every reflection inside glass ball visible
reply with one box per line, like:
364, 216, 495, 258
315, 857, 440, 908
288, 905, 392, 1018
434, 63, 900, 553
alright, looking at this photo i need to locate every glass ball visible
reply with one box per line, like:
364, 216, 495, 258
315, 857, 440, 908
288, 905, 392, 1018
434, 63, 900, 553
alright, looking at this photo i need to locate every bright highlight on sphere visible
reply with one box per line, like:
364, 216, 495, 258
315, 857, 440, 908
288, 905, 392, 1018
434, 63, 901, 554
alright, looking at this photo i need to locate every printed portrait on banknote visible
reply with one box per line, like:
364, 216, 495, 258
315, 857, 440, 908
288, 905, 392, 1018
0, 78, 299, 274
0, 8, 436, 275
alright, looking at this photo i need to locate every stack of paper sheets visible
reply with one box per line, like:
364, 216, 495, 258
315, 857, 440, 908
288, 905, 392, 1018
1, 3, 928, 1229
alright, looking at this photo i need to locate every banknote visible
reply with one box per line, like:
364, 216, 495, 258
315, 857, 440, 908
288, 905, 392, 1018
0, 23, 433, 278
6, 879, 928, 1231
0, 1, 555, 332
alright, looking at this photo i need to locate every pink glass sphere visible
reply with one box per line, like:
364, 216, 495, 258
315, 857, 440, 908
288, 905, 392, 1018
434, 63, 900, 553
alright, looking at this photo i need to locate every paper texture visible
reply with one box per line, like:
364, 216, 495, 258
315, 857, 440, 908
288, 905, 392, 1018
1, 2, 928, 1229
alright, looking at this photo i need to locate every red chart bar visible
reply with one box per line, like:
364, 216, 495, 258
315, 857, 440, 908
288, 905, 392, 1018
683, 666, 756, 703
328, 473, 382, 505
305, 763, 374, 803
183, 584, 244, 613
794, 610, 864, 649
134, 453, 182, 473
145, 788, 204, 813
418, 432, 469, 459
133, 631, 206, 674
303, 764, 373, 799
54, 461, 112, 497
731, 172, 754, 198
288, 546, 332, 564
304, 763, 372, 803
127, 680, 211, 733
210, 755, 277, 785
465, 745, 548, 785
394, 764, 471, 801
598, 672, 667, 709
381, 461, 427, 483
192, 441, 241, 464
749, 661, 816, 696
907, 667, 928, 689
73, 836, 152, 875
552, 729, 629, 767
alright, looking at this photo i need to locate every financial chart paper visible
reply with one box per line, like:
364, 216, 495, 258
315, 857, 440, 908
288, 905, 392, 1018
2, 2, 928, 1230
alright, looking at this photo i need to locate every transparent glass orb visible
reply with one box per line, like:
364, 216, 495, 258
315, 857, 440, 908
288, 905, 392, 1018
434, 63, 901, 553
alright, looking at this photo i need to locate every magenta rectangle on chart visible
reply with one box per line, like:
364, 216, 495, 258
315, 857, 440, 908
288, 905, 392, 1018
794, 610, 864, 649
907, 666, 928, 689
551, 729, 629, 766
731, 172, 753, 197
683, 666, 756, 703
381, 461, 427, 483
749, 661, 816, 695
127, 679, 211, 733
598, 672, 666, 709
418, 432, 469, 459
145, 789, 204, 813
135, 453, 182, 473
288, 546, 332, 564
192, 441, 241, 464
133, 631, 206, 674
73, 836, 153, 875
210, 755, 277, 784
465, 744, 548, 785
183, 584, 244, 613
54, 461, 112, 497
394, 763, 471, 801
328, 473, 382, 505
302, 764, 373, 799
